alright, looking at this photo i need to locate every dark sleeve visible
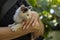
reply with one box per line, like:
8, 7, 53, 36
0, 0, 7, 18
16, 0, 30, 7
22, 0, 30, 6
0, 0, 7, 8
0, 0, 30, 27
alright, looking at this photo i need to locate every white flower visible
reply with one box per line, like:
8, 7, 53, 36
48, 14, 52, 18
58, 7, 60, 10
39, 16, 43, 19
52, 20, 56, 23
46, 25, 48, 28
50, 9, 55, 14
54, 22, 58, 26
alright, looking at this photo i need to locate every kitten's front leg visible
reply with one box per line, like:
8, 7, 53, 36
10, 23, 22, 31
8, 23, 16, 27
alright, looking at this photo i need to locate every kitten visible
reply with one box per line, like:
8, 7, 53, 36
8, 5, 41, 40
8, 5, 32, 31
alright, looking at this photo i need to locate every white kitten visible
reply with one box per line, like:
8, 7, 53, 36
8, 5, 32, 31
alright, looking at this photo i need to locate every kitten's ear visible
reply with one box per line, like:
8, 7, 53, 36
20, 5, 25, 11
20, 5, 25, 7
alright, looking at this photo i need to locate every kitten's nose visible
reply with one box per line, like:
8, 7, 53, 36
27, 14, 29, 16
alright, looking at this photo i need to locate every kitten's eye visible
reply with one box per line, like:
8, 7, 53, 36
28, 6, 32, 9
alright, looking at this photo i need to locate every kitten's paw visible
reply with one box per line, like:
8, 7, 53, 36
8, 23, 16, 28
8, 24, 12, 28
10, 26, 18, 31
10, 24, 22, 32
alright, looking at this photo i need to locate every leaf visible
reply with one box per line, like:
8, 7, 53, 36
54, 7, 60, 17
57, 0, 60, 2
27, 0, 37, 7
52, 0, 57, 4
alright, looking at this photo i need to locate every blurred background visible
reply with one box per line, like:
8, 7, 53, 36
27, 0, 60, 40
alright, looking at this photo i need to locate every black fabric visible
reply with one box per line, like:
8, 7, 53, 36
35, 36, 44, 40
0, 0, 7, 17
0, 0, 7, 8
0, 0, 18, 21
0, 1, 18, 26
0, 0, 29, 27
13, 33, 31, 40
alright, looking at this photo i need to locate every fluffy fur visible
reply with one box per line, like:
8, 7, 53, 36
8, 5, 32, 31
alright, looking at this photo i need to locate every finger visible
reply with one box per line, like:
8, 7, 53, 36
22, 21, 25, 29
23, 14, 32, 29
23, 25, 26, 29
22, 21, 26, 29
22, 21, 25, 27
26, 17, 34, 29
26, 14, 35, 29
23, 21, 25, 25
23, 19, 31, 29
32, 14, 39, 27
32, 16, 37, 26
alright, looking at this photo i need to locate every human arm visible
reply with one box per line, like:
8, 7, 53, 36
0, 13, 44, 40
0, 26, 37, 40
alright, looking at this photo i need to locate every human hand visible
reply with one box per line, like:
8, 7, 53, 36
22, 11, 39, 29
22, 11, 44, 37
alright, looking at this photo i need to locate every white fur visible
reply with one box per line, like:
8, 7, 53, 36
8, 5, 32, 31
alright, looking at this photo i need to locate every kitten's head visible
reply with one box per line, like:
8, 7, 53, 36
20, 5, 32, 20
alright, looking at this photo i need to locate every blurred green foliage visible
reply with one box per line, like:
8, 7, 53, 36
27, 0, 60, 39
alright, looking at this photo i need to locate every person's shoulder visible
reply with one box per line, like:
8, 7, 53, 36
0, 0, 7, 7
0, 0, 7, 13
